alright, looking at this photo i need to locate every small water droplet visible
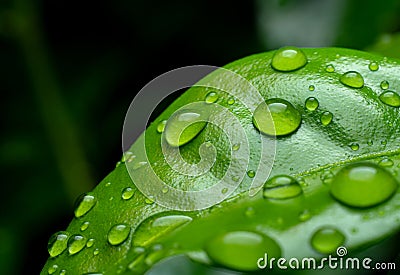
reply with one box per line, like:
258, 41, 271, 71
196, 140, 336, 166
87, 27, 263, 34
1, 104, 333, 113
145, 196, 155, 205
162, 187, 169, 194
320, 170, 334, 185
227, 97, 235, 105
380, 80, 389, 90
367, 140, 373, 146
311, 226, 345, 254
305, 97, 319, 111
325, 64, 335, 73
221, 188, 228, 194
340, 71, 364, 88
108, 224, 131, 246
116, 161, 121, 167
253, 98, 302, 136
80, 221, 89, 231
86, 238, 95, 248
156, 120, 167, 133
164, 109, 208, 147
205, 92, 219, 104
349, 142, 359, 151
320, 111, 333, 126
232, 175, 240, 182
298, 210, 311, 222
68, 234, 86, 255
232, 143, 240, 151
379, 91, 400, 107
308, 85, 315, 91
205, 231, 281, 271
133, 215, 192, 247
47, 264, 58, 274
379, 158, 394, 167
48, 231, 70, 257
105, 182, 111, 187
93, 248, 100, 255
244, 207, 255, 218
369, 61, 379, 71
330, 162, 398, 207
263, 175, 303, 199
59, 270, 66, 275
247, 170, 255, 178
122, 187, 135, 200
271, 46, 307, 72
74, 193, 97, 218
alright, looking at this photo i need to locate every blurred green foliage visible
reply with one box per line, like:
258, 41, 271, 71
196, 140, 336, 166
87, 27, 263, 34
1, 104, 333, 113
0, 0, 400, 274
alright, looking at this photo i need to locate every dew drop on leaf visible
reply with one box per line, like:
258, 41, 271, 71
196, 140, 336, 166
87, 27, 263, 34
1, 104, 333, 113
145, 196, 155, 205
227, 97, 235, 105
232, 143, 241, 151
107, 224, 131, 246
320, 111, 333, 126
305, 97, 319, 111
339, 71, 364, 88
86, 238, 95, 248
48, 231, 70, 257
299, 210, 311, 222
80, 221, 89, 231
205, 92, 219, 104
67, 234, 87, 255
47, 264, 58, 274
368, 61, 379, 71
93, 248, 100, 256
253, 98, 302, 136
349, 142, 359, 151
378, 158, 394, 167
205, 231, 281, 271
308, 85, 315, 91
271, 46, 307, 72
74, 193, 97, 218
121, 187, 135, 200
156, 120, 167, 133
263, 175, 303, 199
330, 163, 398, 207
379, 91, 400, 107
247, 170, 256, 178
325, 64, 335, 73
310, 226, 345, 254
380, 80, 389, 90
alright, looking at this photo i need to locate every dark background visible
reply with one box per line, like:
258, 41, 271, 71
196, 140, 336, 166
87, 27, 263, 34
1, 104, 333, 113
1, 0, 400, 274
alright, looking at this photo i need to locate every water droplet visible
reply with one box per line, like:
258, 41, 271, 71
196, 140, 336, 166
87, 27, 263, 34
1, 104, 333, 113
227, 97, 235, 105
244, 207, 255, 218
369, 61, 379, 71
320, 170, 334, 185
379, 158, 394, 167
156, 120, 167, 133
162, 187, 169, 194
325, 64, 335, 73
232, 143, 240, 151
108, 224, 131, 246
253, 98, 302, 136
299, 210, 311, 222
311, 227, 345, 254
68, 234, 86, 255
133, 215, 192, 247
48, 231, 70, 257
380, 80, 389, 90
340, 71, 364, 88
105, 182, 111, 187
74, 193, 97, 218
349, 142, 359, 151
379, 91, 400, 107
205, 92, 219, 104
164, 109, 208, 147
271, 46, 307, 72
309, 85, 315, 91
59, 270, 66, 275
330, 162, 398, 207
145, 196, 155, 205
205, 231, 281, 271
247, 170, 255, 178
93, 248, 100, 255
80, 221, 89, 231
232, 175, 240, 182
86, 238, 95, 248
47, 264, 58, 274
221, 188, 228, 194
263, 175, 303, 199
122, 187, 134, 200
305, 97, 319, 111
320, 111, 333, 126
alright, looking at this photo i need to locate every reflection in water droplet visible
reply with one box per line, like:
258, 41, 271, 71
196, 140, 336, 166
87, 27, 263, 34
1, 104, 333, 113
305, 97, 319, 111
156, 120, 167, 133
380, 80, 389, 90
330, 162, 398, 207
205, 92, 219, 104
74, 193, 97, 218
48, 231, 70, 257
68, 235, 87, 255
340, 71, 364, 88
253, 98, 302, 136
325, 64, 335, 73
369, 61, 379, 71
263, 175, 303, 199
379, 91, 400, 107
320, 111, 333, 126
205, 231, 281, 271
311, 226, 345, 254
271, 46, 307, 72
122, 187, 135, 200
108, 224, 131, 246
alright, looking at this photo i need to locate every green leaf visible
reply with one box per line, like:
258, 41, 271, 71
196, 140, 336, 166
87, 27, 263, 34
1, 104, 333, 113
41, 48, 400, 274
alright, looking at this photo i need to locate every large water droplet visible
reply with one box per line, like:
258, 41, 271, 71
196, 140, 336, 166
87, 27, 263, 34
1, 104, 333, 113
253, 98, 302, 136
68, 234, 87, 255
311, 227, 345, 254
368, 61, 379, 71
379, 91, 400, 107
340, 71, 364, 88
164, 109, 208, 147
380, 80, 389, 90
122, 187, 135, 200
74, 193, 97, 218
48, 231, 70, 257
205, 92, 219, 104
47, 264, 58, 274
271, 46, 307, 72
305, 97, 319, 111
320, 111, 333, 126
133, 215, 192, 247
108, 224, 131, 246
330, 163, 398, 207
156, 120, 167, 133
205, 231, 281, 271
263, 175, 303, 199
